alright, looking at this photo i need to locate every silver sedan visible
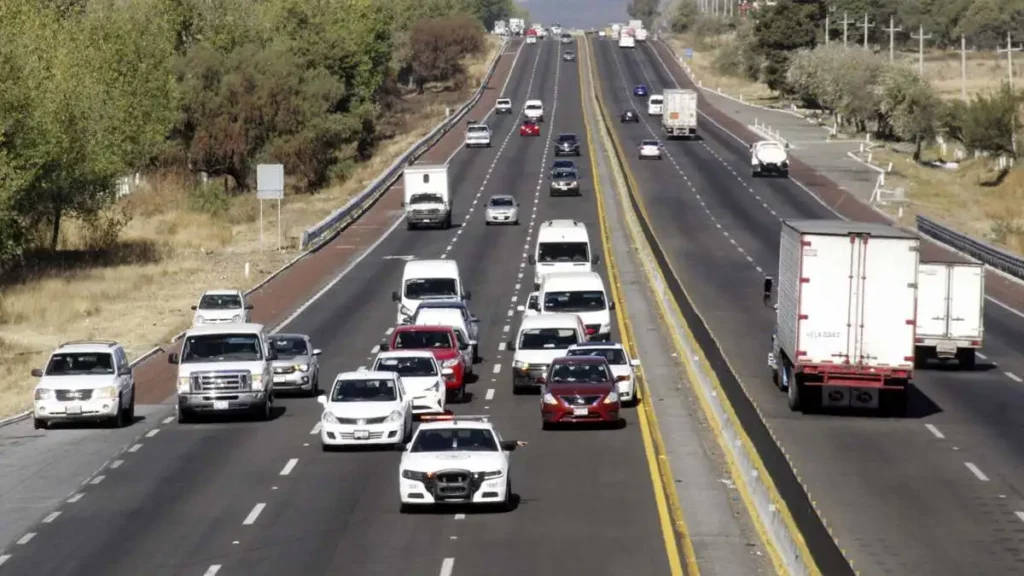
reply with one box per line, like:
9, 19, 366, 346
484, 195, 519, 225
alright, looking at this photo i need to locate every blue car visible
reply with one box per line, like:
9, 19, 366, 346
633, 84, 648, 97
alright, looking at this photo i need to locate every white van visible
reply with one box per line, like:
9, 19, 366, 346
414, 307, 478, 369
528, 219, 599, 289
647, 94, 664, 116
392, 260, 470, 324
520, 272, 613, 341
507, 313, 588, 394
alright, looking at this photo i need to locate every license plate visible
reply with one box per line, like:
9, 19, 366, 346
937, 342, 957, 354
65, 404, 82, 415
213, 400, 229, 410
354, 430, 370, 440
572, 407, 588, 416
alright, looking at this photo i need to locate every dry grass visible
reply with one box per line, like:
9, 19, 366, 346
0, 36, 502, 418
666, 33, 779, 105
908, 50, 1019, 100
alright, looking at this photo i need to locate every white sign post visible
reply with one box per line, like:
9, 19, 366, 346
256, 164, 285, 252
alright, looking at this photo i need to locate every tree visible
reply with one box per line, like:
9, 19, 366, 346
961, 84, 1023, 159
752, 0, 819, 92
408, 15, 486, 93
669, 0, 698, 34
875, 66, 939, 161
627, 0, 660, 29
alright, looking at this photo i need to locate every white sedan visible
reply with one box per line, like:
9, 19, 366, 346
397, 415, 520, 511
371, 351, 449, 416
566, 342, 642, 405
317, 371, 413, 450
638, 139, 662, 160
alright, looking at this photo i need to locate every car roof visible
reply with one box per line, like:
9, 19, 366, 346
185, 322, 265, 337
269, 333, 308, 341
553, 355, 609, 365
537, 219, 589, 241
569, 341, 625, 351
416, 419, 494, 431
415, 308, 464, 322
394, 324, 454, 333
403, 259, 458, 277
200, 289, 243, 297
467, 124, 488, 129
375, 350, 436, 359
518, 313, 583, 330
416, 298, 467, 308
334, 370, 396, 381
54, 341, 121, 354
541, 271, 604, 290
525, 99, 542, 105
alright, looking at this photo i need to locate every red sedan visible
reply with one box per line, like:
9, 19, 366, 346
540, 356, 621, 429
520, 120, 540, 137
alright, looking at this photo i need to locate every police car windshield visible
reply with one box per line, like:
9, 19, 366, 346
410, 428, 499, 452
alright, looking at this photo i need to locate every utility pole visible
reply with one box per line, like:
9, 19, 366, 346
882, 16, 901, 62
910, 25, 932, 75
958, 35, 974, 101
825, 11, 830, 46
997, 31, 1023, 90
857, 13, 874, 50
841, 11, 852, 47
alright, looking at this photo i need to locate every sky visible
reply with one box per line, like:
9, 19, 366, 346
517, 0, 631, 30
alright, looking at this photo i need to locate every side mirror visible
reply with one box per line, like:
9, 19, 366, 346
762, 276, 774, 305
528, 255, 536, 265
459, 343, 470, 351
316, 395, 327, 405
245, 304, 254, 310
391, 291, 400, 303
469, 315, 479, 323
500, 440, 518, 452
516, 305, 526, 312
442, 368, 455, 376
506, 340, 516, 351
784, 142, 790, 150
31, 368, 43, 378
608, 301, 616, 310
379, 341, 390, 351
630, 359, 641, 367
312, 349, 323, 356
190, 305, 198, 310
592, 255, 601, 265
267, 349, 278, 361
395, 443, 408, 452
464, 291, 472, 301
168, 353, 180, 364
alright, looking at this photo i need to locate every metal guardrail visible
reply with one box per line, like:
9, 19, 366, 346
299, 37, 510, 250
917, 215, 1024, 280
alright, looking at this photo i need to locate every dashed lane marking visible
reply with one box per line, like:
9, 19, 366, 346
280, 458, 299, 476
439, 558, 456, 576
965, 462, 990, 482
42, 511, 61, 524
67, 493, 83, 503
110, 459, 123, 469
925, 424, 945, 439
1005, 372, 1022, 383
203, 565, 222, 576
128, 443, 142, 453
145, 428, 160, 438
89, 475, 105, 485
16, 533, 35, 545
486, 389, 495, 400
242, 503, 266, 525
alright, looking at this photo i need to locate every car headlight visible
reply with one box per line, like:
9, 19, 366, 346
232, 315, 242, 322
477, 470, 504, 479
385, 410, 403, 423
322, 411, 339, 424
251, 373, 264, 391
603, 391, 619, 404
402, 470, 430, 481
93, 386, 117, 400
177, 377, 191, 393
442, 358, 459, 368
513, 360, 529, 370
194, 316, 205, 324
294, 364, 309, 372
34, 388, 54, 401
542, 392, 558, 405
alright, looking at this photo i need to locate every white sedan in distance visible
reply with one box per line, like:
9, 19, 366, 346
495, 98, 513, 114
397, 415, 521, 512
566, 342, 642, 406
485, 195, 520, 225
317, 371, 413, 450
372, 351, 449, 416
638, 139, 662, 160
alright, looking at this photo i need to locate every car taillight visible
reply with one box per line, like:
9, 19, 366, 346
586, 327, 597, 335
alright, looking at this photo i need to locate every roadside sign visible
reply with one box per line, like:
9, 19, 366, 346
684, 48, 693, 59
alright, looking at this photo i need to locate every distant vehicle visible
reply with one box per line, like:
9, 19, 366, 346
750, 140, 790, 177
540, 356, 621, 429
464, 123, 492, 148
554, 133, 581, 157
495, 98, 513, 114
549, 168, 580, 196
317, 371, 413, 449
523, 99, 544, 122
598, 30, 606, 38
485, 195, 520, 225
638, 139, 662, 160
268, 333, 322, 396
562, 50, 576, 61
647, 94, 664, 116
551, 159, 578, 177
31, 340, 136, 430
914, 262, 984, 369
567, 342, 642, 406
620, 109, 639, 123
520, 120, 541, 137
191, 289, 252, 326
632, 84, 648, 97
662, 88, 698, 139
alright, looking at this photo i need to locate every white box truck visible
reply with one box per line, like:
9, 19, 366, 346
509, 18, 524, 36
767, 220, 919, 415
611, 23, 621, 39
618, 32, 635, 48
914, 261, 984, 369
662, 89, 698, 138
635, 28, 648, 41
628, 19, 643, 32
402, 164, 451, 230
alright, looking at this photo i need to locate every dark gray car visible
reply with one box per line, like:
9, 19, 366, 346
268, 334, 322, 396
550, 169, 580, 196
554, 133, 581, 157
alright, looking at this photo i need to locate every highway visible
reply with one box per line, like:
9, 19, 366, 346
0, 38, 678, 576
592, 34, 1024, 574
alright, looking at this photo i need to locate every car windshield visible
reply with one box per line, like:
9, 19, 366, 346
269, 336, 308, 359
330, 379, 397, 402
549, 362, 611, 383
552, 161, 574, 170
468, 126, 488, 133
198, 294, 241, 309
489, 197, 515, 207
394, 330, 453, 350
518, 328, 579, 350
374, 356, 437, 377
182, 333, 263, 363
543, 290, 606, 312
642, 140, 659, 147
409, 193, 443, 205
45, 353, 115, 376
650, 96, 663, 103
497, 99, 511, 105
553, 170, 576, 180
410, 428, 499, 452
404, 278, 458, 299
538, 241, 589, 262
557, 135, 576, 142
525, 103, 541, 109
567, 347, 627, 365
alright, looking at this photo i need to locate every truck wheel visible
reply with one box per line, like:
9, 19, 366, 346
33, 417, 47, 430
177, 408, 193, 424
957, 348, 976, 370
445, 215, 452, 229
406, 222, 415, 231
784, 364, 801, 412
781, 169, 790, 178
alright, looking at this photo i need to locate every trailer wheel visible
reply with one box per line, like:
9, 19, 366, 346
956, 348, 976, 370
784, 363, 801, 412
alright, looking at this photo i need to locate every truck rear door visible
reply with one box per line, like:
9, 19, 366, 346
859, 236, 918, 368
915, 263, 949, 338
948, 264, 984, 340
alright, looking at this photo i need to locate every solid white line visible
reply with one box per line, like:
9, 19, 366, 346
42, 511, 61, 523
128, 443, 142, 453
439, 558, 455, 576
67, 493, 83, 503
145, 428, 160, 438
1016, 511, 1024, 524
242, 503, 266, 525
965, 462, 990, 481
162, 416, 174, 424
1006, 372, 1022, 383
203, 565, 222, 576
486, 388, 495, 400
280, 458, 299, 476
493, 364, 502, 374
110, 459, 123, 469
310, 423, 322, 435
90, 475, 105, 485
924, 424, 945, 439
0, 555, 9, 567
16, 533, 35, 545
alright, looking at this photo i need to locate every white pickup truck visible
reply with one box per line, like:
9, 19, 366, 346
524, 99, 544, 122
751, 140, 790, 177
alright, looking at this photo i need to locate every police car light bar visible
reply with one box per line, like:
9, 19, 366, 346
419, 414, 491, 423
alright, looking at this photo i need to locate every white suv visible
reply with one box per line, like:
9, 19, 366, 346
464, 123, 492, 148
192, 289, 252, 326
31, 340, 136, 429
523, 99, 544, 122
495, 98, 512, 114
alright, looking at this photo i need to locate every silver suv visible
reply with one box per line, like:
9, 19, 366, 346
464, 124, 492, 148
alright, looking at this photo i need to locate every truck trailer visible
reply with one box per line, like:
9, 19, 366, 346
914, 260, 984, 369
767, 220, 919, 414
661, 89, 698, 138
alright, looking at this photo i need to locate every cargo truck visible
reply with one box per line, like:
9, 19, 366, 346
509, 18, 524, 36
914, 261, 984, 369
661, 89, 698, 138
619, 32, 635, 48
767, 220, 919, 415
611, 23, 621, 39
635, 28, 648, 41
402, 165, 451, 230
628, 19, 643, 31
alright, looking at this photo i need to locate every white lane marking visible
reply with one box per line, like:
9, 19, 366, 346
1006, 372, 1022, 383
386, 327, 394, 335
280, 458, 299, 476
924, 424, 945, 439
0, 555, 9, 567
90, 475, 105, 485
243, 503, 267, 525
1016, 511, 1024, 524
110, 459, 124, 469
503, 325, 510, 333
42, 511, 61, 523
439, 558, 455, 576
498, 342, 506, 351
203, 565, 222, 576
507, 309, 514, 317
310, 423, 322, 435
976, 352, 988, 360
371, 345, 380, 354
128, 443, 142, 453
493, 364, 502, 374
486, 389, 495, 400
965, 462, 990, 481
454, 513, 466, 520
16, 533, 35, 545
162, 416, 174, 424
67, 493, 84, 503
145, 429, 160, 438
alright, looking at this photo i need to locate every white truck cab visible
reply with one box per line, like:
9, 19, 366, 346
464, 123, 492, 148
495, 98, 513, 114
751, 140, 790, 177
528, 219, 599, 289
169, 323, 275, 423
403, 164, 451, 229
507, 313, 589, 394
31, 340, 136, 429
393, 259, 470, 324
647, 94, 664, 116
524, 99, 544, 122
520, 271, 613, 341
191, 289, 252, 326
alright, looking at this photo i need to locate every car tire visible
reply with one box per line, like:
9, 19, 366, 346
541, 420, 553, 431
399, 503, 413, 514
108, 394, 126, 428
455, 384, 466, 403
33, 417, 47, 430
124, 387, 136, 423
256, 398, 272, 421
514, 219, 520, 225
485, 221, 491, 226
177, 407, 194, 424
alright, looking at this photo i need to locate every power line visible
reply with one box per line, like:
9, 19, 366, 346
882, 16, 901, 62
910, 25, 932, 75
857, 13, 874, 50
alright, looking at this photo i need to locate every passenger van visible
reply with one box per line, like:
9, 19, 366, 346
392, 260, 470, 324
507, 313, 588, 394
528, 219, 599, 289
519, 272, 613, 341
647, 94, 664, 116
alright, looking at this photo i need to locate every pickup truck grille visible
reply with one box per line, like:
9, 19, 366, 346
191, 371, 251, 392
414, 209, 441, 216
55, 389, 94, 401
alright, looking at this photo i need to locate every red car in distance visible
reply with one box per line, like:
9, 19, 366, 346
540, 356, 621, 429
381, 325, 468, 402
520, 120, 541, 137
